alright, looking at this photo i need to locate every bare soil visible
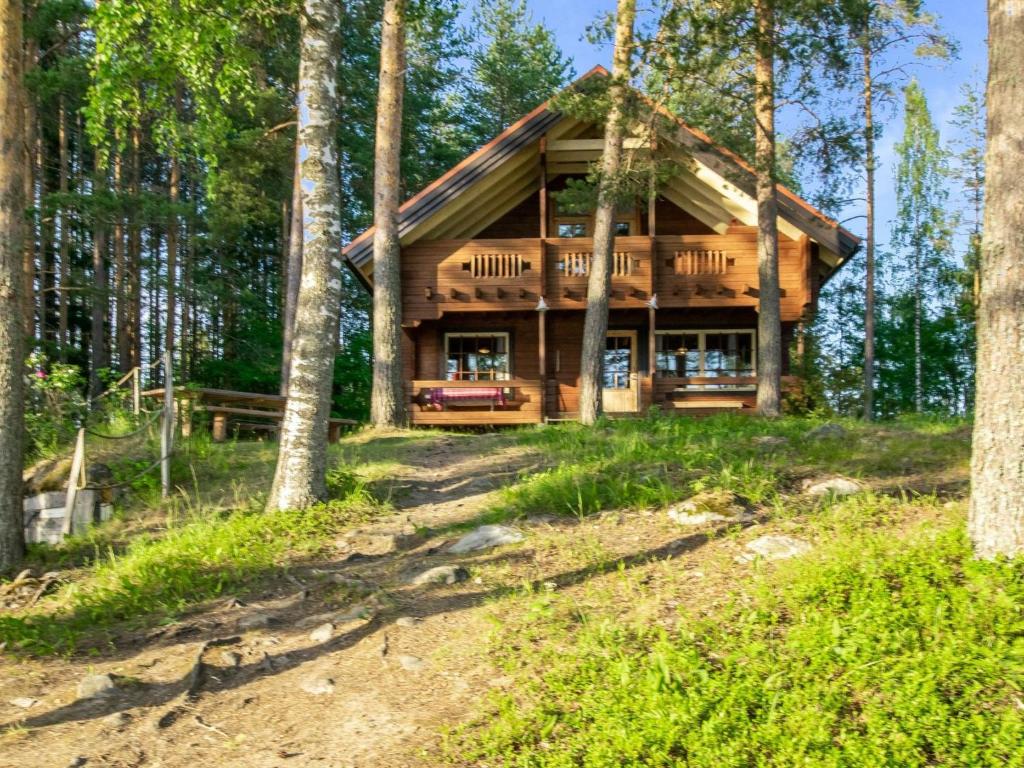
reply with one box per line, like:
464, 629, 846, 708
0, 431, 964, 768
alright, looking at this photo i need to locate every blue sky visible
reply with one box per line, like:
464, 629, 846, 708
518, 0, 988, 254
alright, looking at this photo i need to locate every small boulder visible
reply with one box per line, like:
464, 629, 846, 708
309, 623, 334, 643
807, 423, 847, 440
236, 612, 273, 631
9, 697, 37, 709
77, 673, 117, 700
300, 676, 335, 696
739, 534, 812, 562
398, 654, 425, 672
802, 477, 864, 497
667, 490, 754, 526
449, 525, 524, 554
219, 651, 242, 668
751, 435, 789, 449
411, 565, 470, 586
395, 616, 421, 628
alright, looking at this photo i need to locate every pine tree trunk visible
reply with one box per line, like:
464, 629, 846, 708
370, 0, 407, 428
0, 0, 26, 570
862, 37, 875, 421
127, 125, 142, 369
113, 146, 127, 370
754, 0, 781, 418
914, 243, 922, 413
578, 0, 635, 426
20, 14, 35, 340
267, 0, 343, 511
57, 94, 70, 356
90, 149, 109, 399
970, 0, 1024, 559
281, 133, 303, 395
166, 148, 180, 375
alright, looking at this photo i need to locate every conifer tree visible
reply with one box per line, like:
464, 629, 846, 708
0, 0, 26, 570
970, 0, 1024, 559
464, 0, 573, 145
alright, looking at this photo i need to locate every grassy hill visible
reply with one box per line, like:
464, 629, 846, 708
2, 415, 1021, 767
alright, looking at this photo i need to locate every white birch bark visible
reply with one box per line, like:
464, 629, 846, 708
267, 0, 343, 511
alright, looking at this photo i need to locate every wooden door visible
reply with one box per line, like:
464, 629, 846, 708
603, 331, 638, 413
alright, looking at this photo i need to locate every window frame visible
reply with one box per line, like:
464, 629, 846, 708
654, 328, 757, 387
442, 331, 512, 382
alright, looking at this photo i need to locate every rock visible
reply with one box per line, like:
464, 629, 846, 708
219, 651, 242, 668
667, 490, 754, 526
9, 697, 37, 709
807, 423, 847, 440
102, 711, 131, 727
802, 477, 864, 497
300, 676, 335, 696
739, 534, 812, 562
77, 673, 117, 700
398, 654, 425, 672
296, 611, 338, 629
395, 616, 421, 628
237, 612, 273, 631
342, 526, 424, 556
309, 623, 334, 643
410, 564, 470, 586
334, 603, 374, 623
751, 435, 788, 449
449, 525, 524, 554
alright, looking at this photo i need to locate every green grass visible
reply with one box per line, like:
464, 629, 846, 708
2, 487, 384, 656
485, 413, 969, 521
449, 496, 1024, 767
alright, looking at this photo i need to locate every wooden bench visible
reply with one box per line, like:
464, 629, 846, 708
203, 405, 355, 443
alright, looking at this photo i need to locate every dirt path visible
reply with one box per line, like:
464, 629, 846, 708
0, 433, 553, 767
0, 430, 857, 767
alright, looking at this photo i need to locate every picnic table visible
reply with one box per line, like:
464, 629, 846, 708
142, 387, 356, 443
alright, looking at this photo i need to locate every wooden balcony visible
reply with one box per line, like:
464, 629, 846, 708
401, 231, 812, 321
407, 379, 544, 425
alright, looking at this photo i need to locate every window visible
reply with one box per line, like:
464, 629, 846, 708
655, 330, 755, 385
614, 221, 632, 236
557, 220, 588, 238
445, 333, 510, 381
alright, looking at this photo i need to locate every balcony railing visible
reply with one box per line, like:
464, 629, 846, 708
400, 231, 809, 319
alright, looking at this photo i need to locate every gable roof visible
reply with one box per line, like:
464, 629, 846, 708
344, 65, 860, 278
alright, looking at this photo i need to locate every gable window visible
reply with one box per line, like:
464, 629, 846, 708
445, 333, 510, 381
655, 330, 755, 385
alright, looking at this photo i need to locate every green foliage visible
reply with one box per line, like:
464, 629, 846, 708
463, 0, 574, 146
452, 507, 1023, 766
0, 491, 382, 656
23, 353, 88, 459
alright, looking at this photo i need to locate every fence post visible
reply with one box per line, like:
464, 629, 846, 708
161, 351, 173, 498
61, 428, 87, 537
132, 367, 141, 415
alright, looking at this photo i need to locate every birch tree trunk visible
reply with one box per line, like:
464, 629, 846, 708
862, 37, 875, 421
166, 148, 180, 378
127, 125, 142, 369
753, 0, 781, 418
280, 132, 303, 395
267, 0, 343, 511
968, 0, 1024, 559
577, 0, 635, 426
370, 0, 407, 428
0, 0, 26, 570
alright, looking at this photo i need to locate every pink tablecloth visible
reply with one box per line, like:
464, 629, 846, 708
428, 387, 507, 408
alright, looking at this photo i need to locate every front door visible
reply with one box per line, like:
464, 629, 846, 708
603, 331, 638, 413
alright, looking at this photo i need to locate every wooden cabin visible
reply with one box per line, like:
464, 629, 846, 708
343, 66, 859, 426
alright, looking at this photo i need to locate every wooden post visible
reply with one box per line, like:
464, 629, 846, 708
212, 413, 228, 442
539, 137, 548, 240
132, 367, 141, 415
538, 308, 547, 421
61, 428, 87, 537
161, 351, 173, 498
